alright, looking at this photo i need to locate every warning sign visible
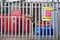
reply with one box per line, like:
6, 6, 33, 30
42, 7, 52, 21
11, 10, 21, 16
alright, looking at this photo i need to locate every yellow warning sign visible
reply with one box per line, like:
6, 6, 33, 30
42, 16, 52, 21
42, 6, 52, 10
42, 7, 52, 21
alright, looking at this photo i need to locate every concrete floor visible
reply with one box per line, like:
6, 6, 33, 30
0, 35, 59, 40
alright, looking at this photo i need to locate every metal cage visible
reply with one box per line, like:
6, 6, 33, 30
0, 1, 58, 40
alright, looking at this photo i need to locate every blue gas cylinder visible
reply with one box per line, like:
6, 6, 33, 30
35, 25, 42, 36
35, 25, 53, 36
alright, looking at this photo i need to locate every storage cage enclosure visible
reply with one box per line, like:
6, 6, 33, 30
0, 1, 58, 40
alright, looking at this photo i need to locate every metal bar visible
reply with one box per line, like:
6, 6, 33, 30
11, 17, 13, 40
22, 2, 24, 40
46, 3, 49, 39
31, 2, 33, 39
42, 3, 44, 39
15, 17, 17, 40
49, 21, 51, 38
2, 6, 52, 9
8, 1, 10, 40
11, 2, 13, 40
15, 1, 17, 10
29, 2, 32, 40
18, 1, 21, 40
4, 1, 6, 40
25, 1, 56, 3
35, 2, 37, 39
38, 2, 40, 39
15, 2, 16, 10
52, 1, 55, 39
46, 21, 47, 39
15, 2, 17, 40
18, 16, 20, 40
26, 2, 28, 40
45, 3, 48, 39
49, 3, 51, 39
56, 1, 58, 39
1, 1, 3, 39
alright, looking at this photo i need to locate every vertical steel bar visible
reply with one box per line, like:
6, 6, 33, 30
11, 2, 13, 40
29, 2, 32, 40
50, 21, 51, 38
51, 2, 52, 39
46, 21, 47, 39
35, 2, 37, 39
15, 1, 17, 10
31, 2, 33, 39
26, 2, 28, 40
22, 2, 24, 40
38, 2, 40, 39
52, 0, 55, 39
15, 1, 17, 39
18, 1, 21, 40
18, 16, 20, 40
15, 17, 17, 40
1, 1, 3, 39
4, 1, 6, 40
45, 3, 47, 39
11, 17, 13, 40
49, 3, 51, 39
8, 1, 10, 40
56, 1, 58, 39
42, 3, 44, 39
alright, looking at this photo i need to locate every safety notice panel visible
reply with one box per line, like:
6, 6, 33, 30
42, 7, 52, 21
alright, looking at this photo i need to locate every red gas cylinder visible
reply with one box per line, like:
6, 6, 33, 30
44, 21, 50, 26
22, 18, 30, 32
10, 10, 30, 33
1, 14, 11, 33
37, 21, 42, 27
10, 15, 30, 33
10, 10, 21, 33
37, 21, 50, 27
